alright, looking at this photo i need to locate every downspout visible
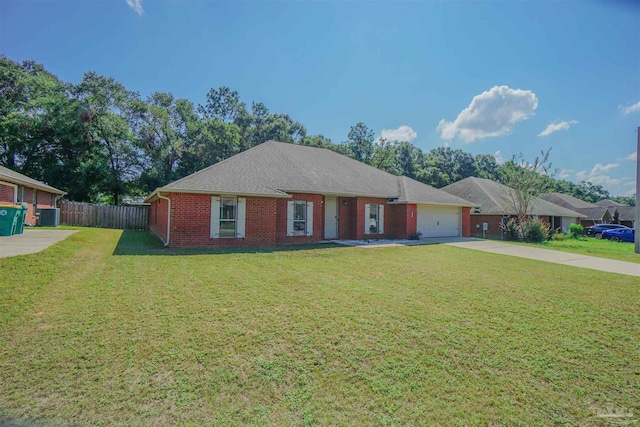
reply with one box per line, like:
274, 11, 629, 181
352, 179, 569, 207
157, 192, 171, 247
0, 180, 18, 204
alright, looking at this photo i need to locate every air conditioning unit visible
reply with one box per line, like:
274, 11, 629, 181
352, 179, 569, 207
36, 208, 60, 227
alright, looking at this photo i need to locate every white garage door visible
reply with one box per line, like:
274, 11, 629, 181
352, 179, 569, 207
417, 205, 461, 238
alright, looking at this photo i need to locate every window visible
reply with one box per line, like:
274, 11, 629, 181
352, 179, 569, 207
364, 203, 384, 235
211, 196, 246, 238
287, 200, 313, 237
369, 203, 379, 234
220, 197, 237, 237
293, 201, 306, 235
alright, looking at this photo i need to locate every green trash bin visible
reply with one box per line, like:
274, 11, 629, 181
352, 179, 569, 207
14, 204, 28, 234
0, 205, 21, 236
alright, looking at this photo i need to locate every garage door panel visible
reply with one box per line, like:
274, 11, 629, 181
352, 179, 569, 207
417, 205, 461, 237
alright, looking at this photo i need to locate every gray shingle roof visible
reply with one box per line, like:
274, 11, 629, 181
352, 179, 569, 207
594, 199, 624, 207
396, 176, 474, 206
149, 141, 471, 206
0, 165, 66, 195
540, 193, 614, 220
441, 177, 586, 217
616, 206, 635, 222
541, 192, 598, 209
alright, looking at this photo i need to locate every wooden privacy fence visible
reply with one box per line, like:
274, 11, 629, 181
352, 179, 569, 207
59, 201, 149, 230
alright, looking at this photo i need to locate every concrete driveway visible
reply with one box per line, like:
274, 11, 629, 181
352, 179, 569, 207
446, 239, 640, 277
0, 229, 77, 258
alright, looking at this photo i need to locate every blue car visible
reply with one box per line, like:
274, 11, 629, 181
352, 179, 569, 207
602, 228, 635, 243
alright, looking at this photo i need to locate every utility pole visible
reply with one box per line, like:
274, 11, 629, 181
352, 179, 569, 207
636, 127, 639, 254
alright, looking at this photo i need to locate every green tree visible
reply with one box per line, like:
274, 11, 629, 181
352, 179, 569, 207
344, 122, 374, 164
498, 149, 554, 224
76, 72, 143, 204
370, 138, 399, 174
199, 86, 246, 123
137, 93, 198, 193
474, 153, 499, 180
0, 57, 97, 201
608, 195, 635, 206
177, 118, 241, 177
395, 141, 422, 179
418, 147, 477, 187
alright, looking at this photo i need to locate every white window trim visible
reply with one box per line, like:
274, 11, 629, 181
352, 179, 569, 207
364, 203, 384, 235
287, 200, 313, 237
211, 196, 246, 239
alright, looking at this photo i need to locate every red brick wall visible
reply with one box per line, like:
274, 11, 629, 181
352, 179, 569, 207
385, 204, 417, 239
149, 197, 169, 244
167, 193, 278, 248
356, 197, 389, 240
275, 193, 324, 245
18, 187, 57, 225
470, 214, 505, 239
386, 204, 405, 239
461, 207, 471, 238
161, 191, 469, 247
0, 182, 15, 204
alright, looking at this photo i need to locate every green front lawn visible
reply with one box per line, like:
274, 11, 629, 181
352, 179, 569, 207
511, 236, 640, 264
1, 229, 638, 426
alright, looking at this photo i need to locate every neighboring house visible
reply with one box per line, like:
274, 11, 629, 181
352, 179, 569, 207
145, 141, 474, 248
541, 193, 618, 228
441, 177, 585, 239
0, 165, 66, 225
594, 199, 635, 228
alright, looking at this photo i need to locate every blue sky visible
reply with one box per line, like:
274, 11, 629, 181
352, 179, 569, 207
1, 0, 638, 196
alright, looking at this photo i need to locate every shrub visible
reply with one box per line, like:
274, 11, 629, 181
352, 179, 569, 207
521, 218, 551, 243
569, 223, 584, 239
501, 218, 520, 241
409, 231, 422, 240
552, 232, 569, 241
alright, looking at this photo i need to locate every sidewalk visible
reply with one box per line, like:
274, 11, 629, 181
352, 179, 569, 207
0, 229, 77, 258
446, 240, 640, 277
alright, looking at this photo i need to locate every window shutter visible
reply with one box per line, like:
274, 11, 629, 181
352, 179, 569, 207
378, 205, 384, 234
237, 197, 246, 238
306, 202, 313, 236
287, 201, 294, 236
364, 204, 370, 234
211, 196, 220, 238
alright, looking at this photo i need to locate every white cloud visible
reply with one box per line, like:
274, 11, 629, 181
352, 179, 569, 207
494, 150, 505, 164
622, 152, 637, 161
538, 120, 577, 137
619, 100, 640, 115
557, 168, 574, 180
126, 0, 144, 15
437, 85, 538, 143
624, 188, 636, 197
575, 163, 622, 187
378, 125, 417, 143
591, 162, 619, 174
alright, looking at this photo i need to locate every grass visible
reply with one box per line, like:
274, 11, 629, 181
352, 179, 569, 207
510, 236, 640, 264
0, 228, 638, 426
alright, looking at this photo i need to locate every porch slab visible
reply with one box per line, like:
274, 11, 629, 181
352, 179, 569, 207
0, 228, 77, 258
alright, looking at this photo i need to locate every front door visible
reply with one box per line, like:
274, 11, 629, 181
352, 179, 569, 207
324, 196, 338, 239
